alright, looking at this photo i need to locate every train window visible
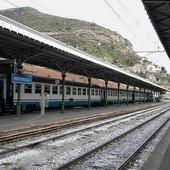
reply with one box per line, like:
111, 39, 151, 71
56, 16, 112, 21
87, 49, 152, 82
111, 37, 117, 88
52, 86, 58, 94
44, 85, 50, 94
25, 84, 32, 93
35, 84, 42, 94
60, 86, 63, 95
72, 88, 77, 95
91, 89, 94, 95
83, 89, 86, 95
15, 84, 19, 93
78, 88, 81, 95
95, 89, 98, 96
66, 87, 71, 95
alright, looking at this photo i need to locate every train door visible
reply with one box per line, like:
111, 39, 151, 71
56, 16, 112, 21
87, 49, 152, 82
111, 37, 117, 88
0, 60, 15, 112
132, 92, 135, 103
101, 88, 106, 105
0, 79, 2, 106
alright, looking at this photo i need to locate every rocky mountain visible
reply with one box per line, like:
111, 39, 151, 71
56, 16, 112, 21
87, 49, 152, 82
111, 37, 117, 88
0, 7, 140, 66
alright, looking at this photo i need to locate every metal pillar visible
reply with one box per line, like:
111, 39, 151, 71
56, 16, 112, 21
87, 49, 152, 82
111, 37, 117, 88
16, 83, 21, 117
147, 89, 149, 102
139, 88, 141, 104
133, 86, 136, 104
105, 81, 108, 108
88, 78, 91, 110
117, 82, 120, 106
126, 84, 129, 105
2, 79, 7, 100
151, 90, 153, 102
144, 88, 146, 103
16, 64, 23, 117
61, 73, 66, 113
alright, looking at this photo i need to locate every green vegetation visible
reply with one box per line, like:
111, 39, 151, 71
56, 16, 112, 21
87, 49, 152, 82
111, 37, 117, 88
1, 162, 12, 166
0, 7, 140, 67
1, 7, 169, 84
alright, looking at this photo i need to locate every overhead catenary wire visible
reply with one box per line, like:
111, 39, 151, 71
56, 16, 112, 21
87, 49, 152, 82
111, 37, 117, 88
104, 0, 149, 50
116, 0, 160, 49
2, 0, 49, 25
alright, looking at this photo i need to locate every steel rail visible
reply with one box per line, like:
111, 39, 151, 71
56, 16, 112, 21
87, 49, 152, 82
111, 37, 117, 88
0, 105, 168, 157
55, 108, 170, 170
0, 103, 166, 145
116, 117, 170, 170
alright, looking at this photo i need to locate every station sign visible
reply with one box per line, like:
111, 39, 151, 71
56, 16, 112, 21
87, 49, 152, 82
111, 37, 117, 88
11, 74, 32, 84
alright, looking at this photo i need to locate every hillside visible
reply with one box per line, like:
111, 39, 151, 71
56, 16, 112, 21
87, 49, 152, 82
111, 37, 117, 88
0, 7, 140, 66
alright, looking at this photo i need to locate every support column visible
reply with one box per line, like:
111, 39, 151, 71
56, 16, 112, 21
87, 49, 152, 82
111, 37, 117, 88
61, 73, 66, 113
16, 64, 23, 117
105, 81, 108, 108
1, 79, 7, 115
117, 82, 120, 107
147, 89, 149, 102
16, 83, 21, 117
139, 88, 141, 104
88, 78, 91, 110
2, 79, 7, 100
154, 91, 156, 101
144, 88, 146, 103
151, 90, 153, 102
133, 86, 136, 104
126, 84, 129, 105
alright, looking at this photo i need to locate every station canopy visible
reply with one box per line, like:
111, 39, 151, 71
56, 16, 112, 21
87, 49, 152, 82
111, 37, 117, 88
142, 0, 170, 59
0, 15, 167, 92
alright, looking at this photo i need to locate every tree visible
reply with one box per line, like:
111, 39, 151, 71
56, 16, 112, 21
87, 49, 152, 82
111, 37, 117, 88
161, 66, 167, 73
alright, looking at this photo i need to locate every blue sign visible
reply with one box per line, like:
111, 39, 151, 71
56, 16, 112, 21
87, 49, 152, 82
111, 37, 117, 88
11, 74, 32, 84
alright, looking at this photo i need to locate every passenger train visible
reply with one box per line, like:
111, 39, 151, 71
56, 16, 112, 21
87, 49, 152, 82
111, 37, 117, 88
0, 74, 153, 112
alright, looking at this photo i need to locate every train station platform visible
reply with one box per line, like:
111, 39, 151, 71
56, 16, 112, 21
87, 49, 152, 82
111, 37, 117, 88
0, 102, 170, 170
141, 125, 170, 170
0, 102, 164, 132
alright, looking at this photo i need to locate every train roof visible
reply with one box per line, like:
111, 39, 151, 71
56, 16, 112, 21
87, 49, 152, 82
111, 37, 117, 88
31, 75, 101, 88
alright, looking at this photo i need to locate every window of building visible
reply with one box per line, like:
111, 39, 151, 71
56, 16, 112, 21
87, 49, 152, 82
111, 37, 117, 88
78, 88, 81, 95
83, 88, 86, 95
25, 84, 32, 93
108, 90, 110, 96
60, 86, 63, 95
72, 87, 77, 95
44, 85, 50, 94
91, 89, 94, 95
52, 86, 58, 94
15, 84, 19, 93
35, 84, 41, 94
66, 87, 71, 95
95, 89, 98, 96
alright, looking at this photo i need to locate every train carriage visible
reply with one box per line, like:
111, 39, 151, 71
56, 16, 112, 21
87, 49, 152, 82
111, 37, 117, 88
1, 74, 154, 113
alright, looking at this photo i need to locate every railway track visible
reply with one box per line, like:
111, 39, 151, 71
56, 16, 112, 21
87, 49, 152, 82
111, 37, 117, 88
0, 104, 169, 169
55, 108, 170, 170
0, 104, 168, 145
115, 118, 169, 170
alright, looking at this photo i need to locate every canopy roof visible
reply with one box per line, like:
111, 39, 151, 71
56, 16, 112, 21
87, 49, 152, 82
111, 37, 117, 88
0, 15, 167, 92
142, 0, 170, 58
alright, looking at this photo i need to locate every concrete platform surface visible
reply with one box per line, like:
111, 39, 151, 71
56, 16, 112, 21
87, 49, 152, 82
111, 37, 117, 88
141, 125, 170, 170
0, 102, 161, 132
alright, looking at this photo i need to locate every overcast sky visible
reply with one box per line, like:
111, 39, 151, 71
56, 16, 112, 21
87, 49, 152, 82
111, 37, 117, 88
1, 0, 170, 73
